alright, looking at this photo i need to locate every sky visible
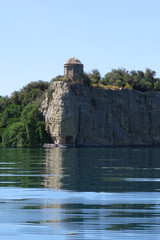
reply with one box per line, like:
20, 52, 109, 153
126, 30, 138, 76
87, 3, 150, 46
0, 0, 160, 96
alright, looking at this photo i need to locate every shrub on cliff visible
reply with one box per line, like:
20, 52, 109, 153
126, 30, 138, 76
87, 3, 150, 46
51, 75, 68, 82
101, 68, 160, 92
89, 69, 101, 83
154, 80, 160, 91
128, 69, 156, 91
77, 73, 91, 86
101, 68, 130, 87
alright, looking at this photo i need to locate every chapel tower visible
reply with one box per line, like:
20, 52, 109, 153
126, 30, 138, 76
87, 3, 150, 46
64, 57, 83, 81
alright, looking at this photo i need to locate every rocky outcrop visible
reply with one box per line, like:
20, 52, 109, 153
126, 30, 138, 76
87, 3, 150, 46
41, 81, 160, 146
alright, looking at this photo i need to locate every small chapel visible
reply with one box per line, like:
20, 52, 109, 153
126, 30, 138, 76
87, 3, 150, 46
64, 57, 83, 81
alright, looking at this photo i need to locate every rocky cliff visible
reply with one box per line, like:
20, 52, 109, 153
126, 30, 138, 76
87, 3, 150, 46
41, 81, 160, 146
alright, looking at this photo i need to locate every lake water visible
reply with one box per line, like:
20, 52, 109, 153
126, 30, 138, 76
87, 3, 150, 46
0, 147, 160, 239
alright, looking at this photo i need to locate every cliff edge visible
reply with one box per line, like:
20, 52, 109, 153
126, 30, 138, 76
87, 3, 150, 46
41, 81, 160, 146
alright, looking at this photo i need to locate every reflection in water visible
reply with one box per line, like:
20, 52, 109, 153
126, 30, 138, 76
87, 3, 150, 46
43, 147, 160, 192
0, 148, 46, 188
1, 147, 160, 239
44, 148, 63, 189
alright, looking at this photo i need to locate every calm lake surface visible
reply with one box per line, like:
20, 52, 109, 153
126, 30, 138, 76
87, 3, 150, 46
0, 147, 160, 239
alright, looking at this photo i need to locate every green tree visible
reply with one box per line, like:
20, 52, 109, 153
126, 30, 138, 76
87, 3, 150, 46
101, 68, 130, 87
144, 68, 156, 82
154, 79, 160, 91
10, 80, 49, 107
89, 69, 101, 83
0, 96, 10, 113
2, 122, 26, 147
77, 73, 91, 86
129, 69, 156, 91
0, 104, 22, 128
21, 104, 50, 146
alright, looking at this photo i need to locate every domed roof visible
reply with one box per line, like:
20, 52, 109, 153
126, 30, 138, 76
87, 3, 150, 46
64, 57, 83, 65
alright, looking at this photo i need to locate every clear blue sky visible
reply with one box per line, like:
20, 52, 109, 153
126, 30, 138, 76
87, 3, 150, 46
0, 0, 160, 96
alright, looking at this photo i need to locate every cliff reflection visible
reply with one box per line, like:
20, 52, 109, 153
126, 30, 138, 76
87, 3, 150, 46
43, 147, 160, 192
43, 148, 63, 189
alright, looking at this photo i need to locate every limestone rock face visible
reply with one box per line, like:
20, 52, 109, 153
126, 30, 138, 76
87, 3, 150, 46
41, 81, 160, 146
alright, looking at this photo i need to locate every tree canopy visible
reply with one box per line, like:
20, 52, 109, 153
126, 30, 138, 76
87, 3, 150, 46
100, 68, 160, 91
0, 80, 51, 147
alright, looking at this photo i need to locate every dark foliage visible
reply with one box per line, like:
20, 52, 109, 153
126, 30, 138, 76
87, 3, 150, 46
10, 80, 49, 107
0, 104, 51, 147
77, 73, 91, 86
0, 80, 51, 147
89, 69, 101, 83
